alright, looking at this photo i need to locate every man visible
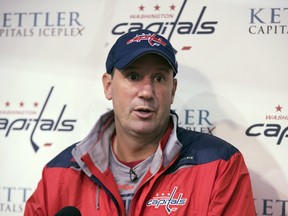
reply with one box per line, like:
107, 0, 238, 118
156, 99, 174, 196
24, 29, 256, 216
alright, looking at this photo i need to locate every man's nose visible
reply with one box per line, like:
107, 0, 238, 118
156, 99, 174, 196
138, 78, 154, 99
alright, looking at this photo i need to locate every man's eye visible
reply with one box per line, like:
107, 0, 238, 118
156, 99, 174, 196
155, 76, 165, 82
128, 73, 139, 81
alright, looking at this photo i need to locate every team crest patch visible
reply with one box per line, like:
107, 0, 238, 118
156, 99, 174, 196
126, 33, 167, 47
146, 186, 187, 214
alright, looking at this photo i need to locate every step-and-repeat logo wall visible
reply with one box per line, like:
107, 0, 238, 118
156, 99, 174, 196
0, 0, 287, 215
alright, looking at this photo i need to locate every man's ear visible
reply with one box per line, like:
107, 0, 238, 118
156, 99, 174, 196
171, 78, 178, 104
102, 73, 112, 100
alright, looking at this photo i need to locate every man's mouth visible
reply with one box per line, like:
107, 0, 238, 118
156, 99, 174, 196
134, 107, 155, 117
135, 107, 153, 112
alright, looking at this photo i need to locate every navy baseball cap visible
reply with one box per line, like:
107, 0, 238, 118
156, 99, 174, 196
106, 29, 178, 76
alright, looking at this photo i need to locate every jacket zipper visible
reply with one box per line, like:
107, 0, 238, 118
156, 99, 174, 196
90, 175, 123, 216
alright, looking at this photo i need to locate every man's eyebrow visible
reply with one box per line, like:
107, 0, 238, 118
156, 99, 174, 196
123, 65, 138, 70
160, 66, 173, 72
124, 65, 172, 70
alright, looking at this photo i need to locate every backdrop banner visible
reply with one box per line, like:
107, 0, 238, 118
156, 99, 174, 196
0, 0, 287, 215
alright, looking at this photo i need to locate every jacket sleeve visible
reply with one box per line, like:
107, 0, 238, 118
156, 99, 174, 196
208, 152, 256, 216
24, 167, 48, 216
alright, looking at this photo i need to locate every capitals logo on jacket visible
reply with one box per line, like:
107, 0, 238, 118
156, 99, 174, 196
146, 187, 187, 214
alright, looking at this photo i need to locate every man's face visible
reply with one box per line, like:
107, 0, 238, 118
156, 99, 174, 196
102, 53, 177, 138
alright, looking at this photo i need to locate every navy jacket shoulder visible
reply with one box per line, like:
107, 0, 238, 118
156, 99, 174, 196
165, 127, 240, 174
46, 143, 79, 168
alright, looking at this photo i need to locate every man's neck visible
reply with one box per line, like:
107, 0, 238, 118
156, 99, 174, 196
112, 132, 160, 163
112, 120, 173, 163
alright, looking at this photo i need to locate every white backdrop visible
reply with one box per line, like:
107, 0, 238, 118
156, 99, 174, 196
0, 0, 287, 215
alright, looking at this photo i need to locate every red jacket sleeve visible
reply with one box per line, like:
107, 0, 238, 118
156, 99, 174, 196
208, 152, 256, 216
24, 167, 48, 216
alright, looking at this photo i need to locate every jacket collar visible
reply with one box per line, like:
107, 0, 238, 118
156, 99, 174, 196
72, 110, 182, 176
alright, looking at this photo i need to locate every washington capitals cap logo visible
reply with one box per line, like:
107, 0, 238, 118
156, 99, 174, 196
126, 33, 167, 47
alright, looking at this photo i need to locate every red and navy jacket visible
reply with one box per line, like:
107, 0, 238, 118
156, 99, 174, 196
24, 110, 256, 216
